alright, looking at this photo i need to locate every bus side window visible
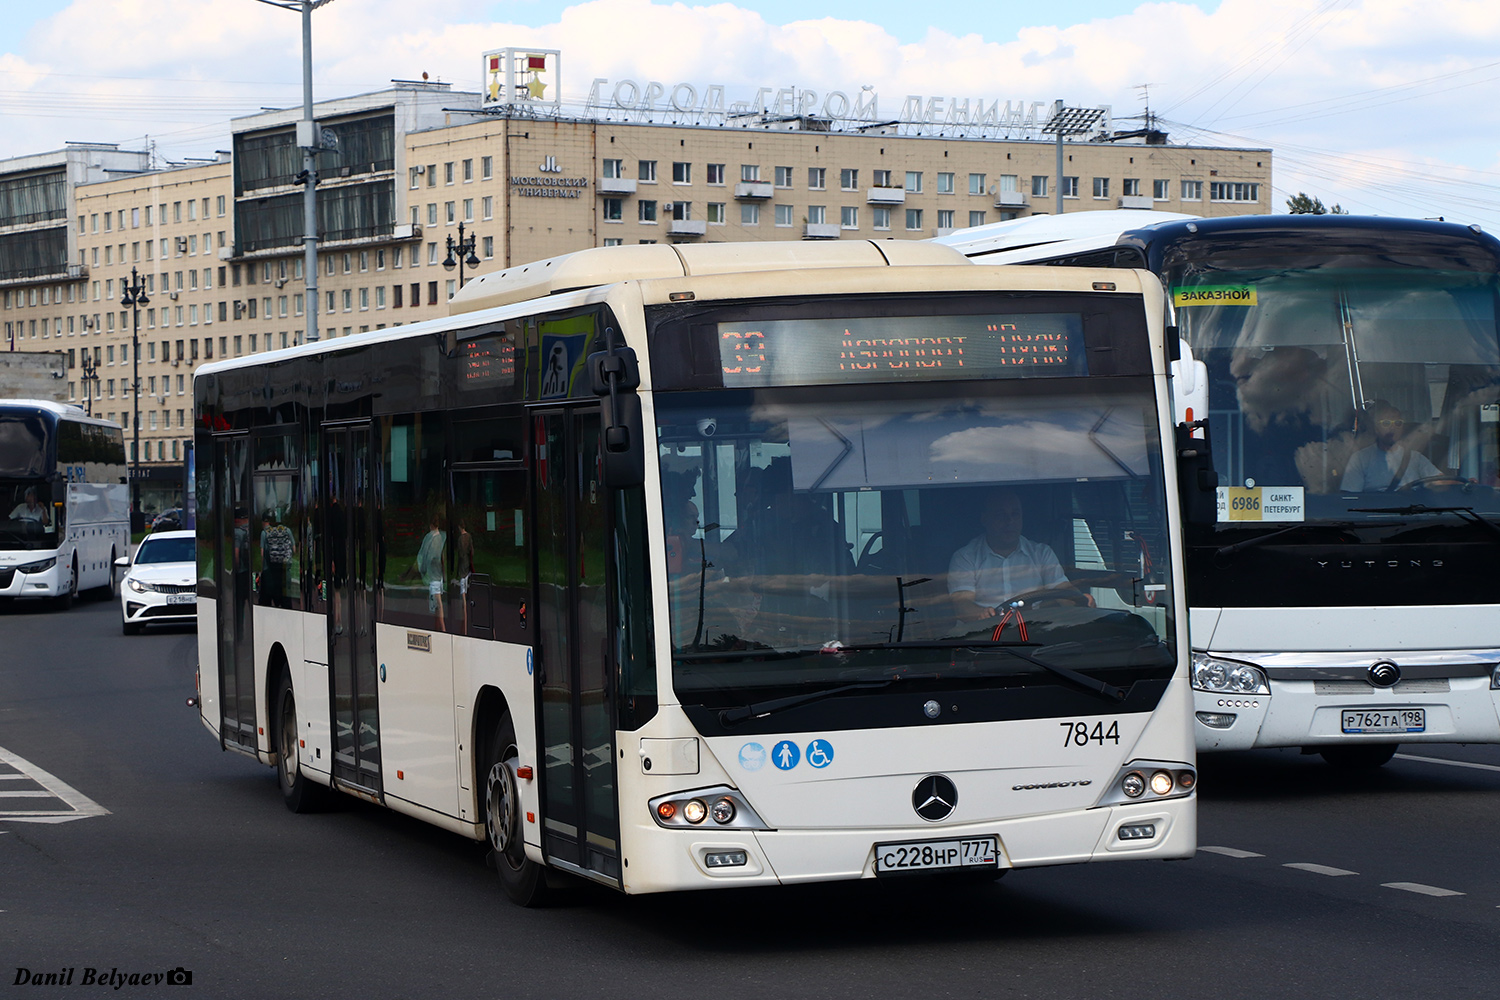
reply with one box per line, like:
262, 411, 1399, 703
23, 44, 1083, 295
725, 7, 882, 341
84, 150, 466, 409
451, 467, 528, 642
380, 413, 450, 632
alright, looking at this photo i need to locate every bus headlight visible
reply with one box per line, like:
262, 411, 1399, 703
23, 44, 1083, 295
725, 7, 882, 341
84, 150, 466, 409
648, 786, 769, 831
16, 557, 55, 574
1096, 760, 1196, 807
1192, 652, 1269, 695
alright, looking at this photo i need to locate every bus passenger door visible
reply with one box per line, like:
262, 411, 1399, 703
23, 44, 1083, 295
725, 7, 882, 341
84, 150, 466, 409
533, 408, 620, 883
212, 433, 256, 751
324, 424, 381, 794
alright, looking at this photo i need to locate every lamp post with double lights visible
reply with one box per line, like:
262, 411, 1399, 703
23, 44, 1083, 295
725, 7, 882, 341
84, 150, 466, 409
78, 350, 100, 416
120, 267, 149, 520
443, 221, 482, 290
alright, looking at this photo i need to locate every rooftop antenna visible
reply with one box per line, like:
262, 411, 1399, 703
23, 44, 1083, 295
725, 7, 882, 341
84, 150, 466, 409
1135, 83, 1155, 131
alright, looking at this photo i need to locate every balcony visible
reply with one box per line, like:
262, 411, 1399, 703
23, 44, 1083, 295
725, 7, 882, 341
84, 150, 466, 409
994, 191, 1027, 208
598, 177, 637, 195
866, 188, 906, 205
734, 181, 773, 200
932, 228, 956, 238
668, 219, 707, 237
802, 223, 840, 240
1118, 195, 1154, 210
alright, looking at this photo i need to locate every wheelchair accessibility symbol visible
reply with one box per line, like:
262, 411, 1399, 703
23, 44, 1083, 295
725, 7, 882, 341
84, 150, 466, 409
805, 739, 834, 769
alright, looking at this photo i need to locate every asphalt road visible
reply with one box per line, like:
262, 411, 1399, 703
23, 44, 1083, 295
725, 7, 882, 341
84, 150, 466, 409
3, 596, 1498, 999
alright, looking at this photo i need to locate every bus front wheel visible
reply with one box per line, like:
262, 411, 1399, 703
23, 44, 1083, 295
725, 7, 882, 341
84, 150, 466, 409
275, 673, 328, 813
484, 714, 549, 907
53, 558, 77, 611
1319, 743, 1398, 769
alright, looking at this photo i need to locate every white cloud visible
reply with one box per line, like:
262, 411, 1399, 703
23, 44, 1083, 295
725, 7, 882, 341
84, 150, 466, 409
3, 0, 1500, 225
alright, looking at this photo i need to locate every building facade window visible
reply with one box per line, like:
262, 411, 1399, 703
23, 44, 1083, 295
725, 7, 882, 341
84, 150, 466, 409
969, 210, 986, 227
1122, 178, 1141, 197
706, 202, 726, 224
905, 171, 923, 193
1210, 181, 1259, 202
936, 172, 954, 194
672, 161, 691, 184
808, 167, 825, 190
1093, 177, 1110, 199
603, 198, 623, 222
639, 160, 657, 182
740, 164, 760, 182
1182, 180, 1203, 201
638, 200, 657, 223
936, 209, 954, 230
840, 206, 858, 229
872, 207, 890, 230
840, 169, 858, 191
774, 166, 793, 188
1153, 179, 1170, 200
774, 205, 794, 227
969, 173, 986, 196
741, 203, 760, 226
706, 163, 725, 185
603, 158, 624, 178
905, 208, 923, 230
1062, 177, 1079, 198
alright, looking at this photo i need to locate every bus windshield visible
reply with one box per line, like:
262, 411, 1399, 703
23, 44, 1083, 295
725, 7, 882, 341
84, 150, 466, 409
1171, 264, 1500, 526
656, 382, 1176, 703
0, 480, 57, 550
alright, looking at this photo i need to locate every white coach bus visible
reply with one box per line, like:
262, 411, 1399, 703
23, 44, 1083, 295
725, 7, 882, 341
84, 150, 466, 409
941, 212, 1500, 768
193, 241, 1196, 904
0, 399, 129, 608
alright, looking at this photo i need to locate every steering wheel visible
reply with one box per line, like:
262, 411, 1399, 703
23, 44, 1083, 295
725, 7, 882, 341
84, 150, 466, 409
1396, 475, 1470, 492
1002, 585, 1093, 609
856, 531, 884, 567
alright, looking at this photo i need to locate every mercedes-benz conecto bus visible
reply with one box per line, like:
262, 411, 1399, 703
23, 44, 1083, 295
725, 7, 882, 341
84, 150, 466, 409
193, 241, 1196, 905
941, 213, 1500, 768
0, 399, 129, 608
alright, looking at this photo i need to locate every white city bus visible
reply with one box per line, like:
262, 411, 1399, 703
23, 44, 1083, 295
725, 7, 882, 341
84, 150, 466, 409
941, 213, 1500, 768
193, 241, 1196, 905
0, 399, 129, 609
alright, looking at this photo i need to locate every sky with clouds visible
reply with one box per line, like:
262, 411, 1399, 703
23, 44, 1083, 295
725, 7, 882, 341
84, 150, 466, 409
2, 0, 1498, 228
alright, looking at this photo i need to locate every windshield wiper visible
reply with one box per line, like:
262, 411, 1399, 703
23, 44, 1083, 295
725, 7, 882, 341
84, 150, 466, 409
1213, 520, 1399, 557
1350, 504, 1500, 541
830, 639, 1128, 703
718, 674, 941, 725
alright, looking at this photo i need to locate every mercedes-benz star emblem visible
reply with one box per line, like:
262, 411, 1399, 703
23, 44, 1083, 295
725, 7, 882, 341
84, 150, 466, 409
1367, 659, 1401, 687
912, 774, 958, 822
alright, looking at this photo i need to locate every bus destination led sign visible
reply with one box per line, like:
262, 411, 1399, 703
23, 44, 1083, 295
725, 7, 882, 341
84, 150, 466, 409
716, 313, 1085, 387
460, 336, 517, 388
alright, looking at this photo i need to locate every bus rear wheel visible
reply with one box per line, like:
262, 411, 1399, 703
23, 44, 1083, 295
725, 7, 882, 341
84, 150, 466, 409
275, 673, 328, 813
484, 714, 549, 907
1319, 743, 1398, 769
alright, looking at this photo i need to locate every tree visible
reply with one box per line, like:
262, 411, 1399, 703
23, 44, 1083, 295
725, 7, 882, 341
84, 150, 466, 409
1286, 192, 1349, 215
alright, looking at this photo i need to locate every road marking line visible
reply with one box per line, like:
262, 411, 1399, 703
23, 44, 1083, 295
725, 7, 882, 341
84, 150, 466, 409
1201, 846, 1265, 858
1284, 863, 1359, 877
1383, 882, 1464, 897
1394, 753, 1500, 774
0, 774, 35, 780
0, 791, 61, 798
0, 746, 109, 825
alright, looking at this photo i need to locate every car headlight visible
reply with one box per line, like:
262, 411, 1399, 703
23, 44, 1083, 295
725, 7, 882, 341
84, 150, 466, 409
126, 578, 147, 593
1192, 652, 1269, 694
16, 557, 56, 574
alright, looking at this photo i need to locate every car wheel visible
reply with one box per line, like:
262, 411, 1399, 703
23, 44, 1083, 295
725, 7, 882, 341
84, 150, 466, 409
275, 673, 329, 813
105, 549, 120, 599
484, 714, 550, 907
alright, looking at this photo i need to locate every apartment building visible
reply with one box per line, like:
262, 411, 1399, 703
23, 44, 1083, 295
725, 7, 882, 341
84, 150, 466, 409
0, 77, 1272, 492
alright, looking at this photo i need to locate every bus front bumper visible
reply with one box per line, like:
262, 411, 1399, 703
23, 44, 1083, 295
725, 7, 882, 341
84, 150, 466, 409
1193, 655, 1500, 752
619, 797, 1195, 895
0, 561, 63, 598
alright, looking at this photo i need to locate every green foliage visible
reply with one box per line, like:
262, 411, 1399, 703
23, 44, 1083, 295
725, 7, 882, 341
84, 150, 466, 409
1286, 192, 1348, 215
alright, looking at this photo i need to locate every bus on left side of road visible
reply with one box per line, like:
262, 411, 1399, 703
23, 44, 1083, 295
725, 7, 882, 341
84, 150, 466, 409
0, 399, 130, 609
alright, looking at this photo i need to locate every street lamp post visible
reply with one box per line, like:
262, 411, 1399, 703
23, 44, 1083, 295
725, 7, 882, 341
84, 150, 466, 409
78, 350, 100, 416
443, 222, 482, 289
120, 267, 149, 521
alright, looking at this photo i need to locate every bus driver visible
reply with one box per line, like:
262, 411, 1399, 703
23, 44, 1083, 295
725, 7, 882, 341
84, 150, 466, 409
8, 487, 51, 527
948, 490, 1080, 617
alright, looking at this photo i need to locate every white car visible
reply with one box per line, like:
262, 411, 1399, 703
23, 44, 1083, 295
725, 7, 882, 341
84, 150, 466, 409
118, 529, 198, 635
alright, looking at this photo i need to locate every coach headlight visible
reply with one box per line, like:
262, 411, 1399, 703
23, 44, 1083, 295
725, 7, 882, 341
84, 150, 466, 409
16, 557, 55, 574
1192, 652, 1269, 695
